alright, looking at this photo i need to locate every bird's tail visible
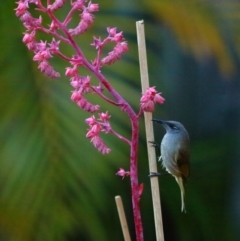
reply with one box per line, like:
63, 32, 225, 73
175, 176, 186, 213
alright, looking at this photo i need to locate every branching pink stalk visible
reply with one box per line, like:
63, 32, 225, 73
15, 1, 165, 241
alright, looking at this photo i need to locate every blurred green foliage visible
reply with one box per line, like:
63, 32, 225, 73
1, 0, 240, 240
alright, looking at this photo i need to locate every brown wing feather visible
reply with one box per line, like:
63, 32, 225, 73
175, 149, 190, 180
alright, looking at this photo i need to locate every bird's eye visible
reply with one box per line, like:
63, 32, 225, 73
170, 124, 178, 130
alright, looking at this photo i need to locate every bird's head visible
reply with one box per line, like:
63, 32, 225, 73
152, 119, 187, 135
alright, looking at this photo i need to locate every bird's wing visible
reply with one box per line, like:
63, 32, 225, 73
175, 149, 190, 179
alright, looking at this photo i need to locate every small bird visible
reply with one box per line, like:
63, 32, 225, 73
151, 119, 190, 212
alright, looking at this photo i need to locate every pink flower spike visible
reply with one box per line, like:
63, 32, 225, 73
116, 168, 130, 179
101, 41, 128, 65
69, 20, 89, 36
91, 136, 111, 154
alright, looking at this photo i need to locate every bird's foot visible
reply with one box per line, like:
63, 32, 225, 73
149, 172, 163, 177
148, 141, 160, 148
149, 172, 169, 177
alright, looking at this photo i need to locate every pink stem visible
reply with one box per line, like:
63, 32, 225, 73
130, 118, 144, 241
110, 129, 131, 146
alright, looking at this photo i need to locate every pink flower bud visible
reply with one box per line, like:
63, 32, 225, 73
112, 32, 123, 42
66, 66, 77, 77
91, 37, 102, 49
107, 27, 117, 36
22, 31, 35, 44
70, 80, 80, 89
33, 50, 52, 62
71, 91, 81, 102
116, 168, 130, 179
85, 116, 96, 126
154, 93, 165, 104
98, 111, 111, 121
140, 100, 154, 112
87, 2, 99, 12
15, 1, 28, 17
36, 40, 47, 51
49, 21, 59, 31
48, 38, 60, 53
81, 12, 94, 24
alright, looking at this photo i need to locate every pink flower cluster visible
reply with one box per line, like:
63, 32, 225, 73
16, 0, 61, 78
85, 112, 111, 154
140, 86, 165, 112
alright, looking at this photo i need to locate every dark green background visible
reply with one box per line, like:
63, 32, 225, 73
1, 0, 240, 240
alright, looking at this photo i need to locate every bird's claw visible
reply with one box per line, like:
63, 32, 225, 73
149, 172, 169, 177
149, 172, 162, 177
148, 141, 159, 148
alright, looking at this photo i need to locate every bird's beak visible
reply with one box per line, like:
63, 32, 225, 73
152, 119, 168, 129
152, 118, 164, 124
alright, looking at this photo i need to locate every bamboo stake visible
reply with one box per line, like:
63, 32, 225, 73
136, 20, 165, 241
115, 196, 132, 241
